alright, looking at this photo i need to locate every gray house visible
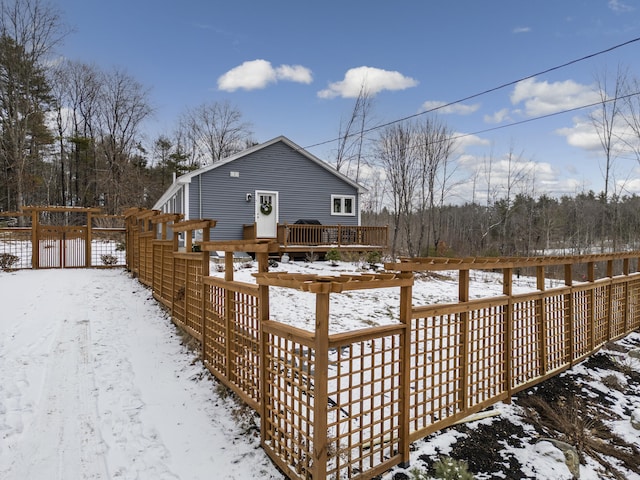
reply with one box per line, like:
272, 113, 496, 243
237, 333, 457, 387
152, 136, 367, 242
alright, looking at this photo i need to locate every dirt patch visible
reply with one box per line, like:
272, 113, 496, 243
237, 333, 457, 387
386, 335, 640, 480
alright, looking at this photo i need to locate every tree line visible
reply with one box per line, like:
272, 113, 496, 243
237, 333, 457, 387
0, 0, 253, 217
364, 191, 640, 258
3, 0, 640, 258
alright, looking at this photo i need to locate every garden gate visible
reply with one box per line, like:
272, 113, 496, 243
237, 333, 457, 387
0, 206, 126, 270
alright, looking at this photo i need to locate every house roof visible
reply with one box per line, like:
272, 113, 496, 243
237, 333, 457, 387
152, 136, 366, 210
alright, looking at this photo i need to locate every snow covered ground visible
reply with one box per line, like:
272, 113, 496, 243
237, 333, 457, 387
1, 262, 639, 479
0, 268, 280, 480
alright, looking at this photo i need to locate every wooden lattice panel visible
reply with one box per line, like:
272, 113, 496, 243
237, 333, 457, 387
228, 289, 260, 401
139, 234, 153, 285
184, 258, 203, 338
262, 330, 315, 479
511, 297, 542, 388
203, 282, 227, 376
202, 278, 260, 407
592, 284, 610, 346
409, 312, 464, 435
152, 241, 174, 304
544, 293, 567, 371
467, 303, 507, 405
610, 282, 627, 338
571, 289, 591, 359
326, 330, 404, 479
172, 257, 187, 327
159, 244, 174, 305
629, 277, 640, 329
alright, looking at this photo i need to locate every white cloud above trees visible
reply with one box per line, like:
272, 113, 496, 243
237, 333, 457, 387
421, 100, 480, 115
317, 66, 418, 99
217, 59, 313, 91
510, 77, 600, 117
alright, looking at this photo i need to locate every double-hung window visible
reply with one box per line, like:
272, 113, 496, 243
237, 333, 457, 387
331, 195, 355, 216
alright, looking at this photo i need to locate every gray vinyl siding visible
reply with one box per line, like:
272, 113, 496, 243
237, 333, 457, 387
188, 141, 359, 241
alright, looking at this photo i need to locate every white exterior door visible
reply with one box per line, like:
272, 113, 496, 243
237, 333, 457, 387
255, 190, 279, 238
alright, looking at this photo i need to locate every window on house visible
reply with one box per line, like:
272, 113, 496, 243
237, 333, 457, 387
331, 195, 355, 216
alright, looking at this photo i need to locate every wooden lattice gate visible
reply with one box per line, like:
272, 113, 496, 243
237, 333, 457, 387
0, 206, 126, 270
37, 225, 88, 268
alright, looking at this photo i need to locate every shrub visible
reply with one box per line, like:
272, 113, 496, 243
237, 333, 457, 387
305, 250, 318, 263
0, 253, 19, 271
433, 456, 474, 480
325, 248, 341, 265
101, 254, 119, 266
366, 250, 381, 264
115, 241, 126, 252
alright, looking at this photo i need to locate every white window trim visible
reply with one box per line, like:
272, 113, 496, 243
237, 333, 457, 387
331, 194, 356, 216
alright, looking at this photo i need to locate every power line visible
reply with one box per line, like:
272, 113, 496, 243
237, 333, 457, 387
449, 90, 640, 145
303, 36, 640, 151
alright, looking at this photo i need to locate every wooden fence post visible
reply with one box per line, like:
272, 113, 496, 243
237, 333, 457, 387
564, 263, 574, 365
623, 258, 630, 334
607, 260, 614, 340
31, 209, 38, 269
588, 262, 595, 351
503, 267, 513, 401
86, 211, 93, 267
536, 266, 548, 376
399, 274, 413, 468
312, 282, 331, 480
459, 269, 470, 411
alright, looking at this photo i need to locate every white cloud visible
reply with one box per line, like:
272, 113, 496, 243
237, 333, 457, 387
512, 26, 531, 34
609, 0, 634, 13
275, 64, 313, 84
421, 100, 479, 115
317, 66, 418, 99
484, 108, 511, 124
218, 59, 312, 92
453, 133, 491, 150
556, 117, 602, 151
510, 77, 600, 117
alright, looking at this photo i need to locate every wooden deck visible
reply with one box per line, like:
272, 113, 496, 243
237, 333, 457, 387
243, 223, 388, 254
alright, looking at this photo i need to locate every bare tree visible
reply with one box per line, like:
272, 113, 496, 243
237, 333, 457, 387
497, 144, 531, 254
50, 60, 102, 206
589, 65, 628, 251
414, 115, 455, 255
375, 122, 417, 257
334, 84, 374, 183
96, 67, 152, 213
179, 100, 252, 165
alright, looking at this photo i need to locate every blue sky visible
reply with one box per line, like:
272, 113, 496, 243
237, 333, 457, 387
53, 0, 640, 202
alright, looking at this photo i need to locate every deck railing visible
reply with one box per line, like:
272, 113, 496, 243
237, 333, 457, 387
281, 224, 388, 249
243, 223, 388, 251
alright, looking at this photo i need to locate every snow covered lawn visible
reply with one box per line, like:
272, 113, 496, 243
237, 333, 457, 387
1, 264, 639, 480
0, 268, 280, 480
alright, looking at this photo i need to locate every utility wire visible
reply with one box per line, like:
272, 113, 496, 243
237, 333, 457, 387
303, 36, 640, 151
448, 90, 640, 146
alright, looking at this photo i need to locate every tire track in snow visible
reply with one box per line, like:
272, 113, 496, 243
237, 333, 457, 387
90, 273, 179, 480
2, 314, 108, 479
